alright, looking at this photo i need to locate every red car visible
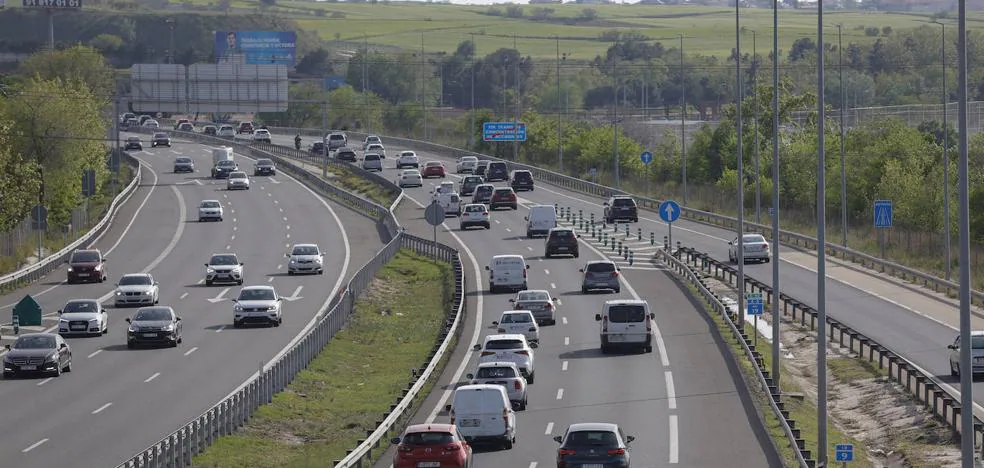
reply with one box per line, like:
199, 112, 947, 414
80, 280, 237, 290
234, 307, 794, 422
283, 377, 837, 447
392, 423, 472, 468
422, 161, 446, 178
490, 187, 518, 210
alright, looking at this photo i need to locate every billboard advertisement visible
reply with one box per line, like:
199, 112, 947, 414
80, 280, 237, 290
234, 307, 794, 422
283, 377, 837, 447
214, 31, 296, 67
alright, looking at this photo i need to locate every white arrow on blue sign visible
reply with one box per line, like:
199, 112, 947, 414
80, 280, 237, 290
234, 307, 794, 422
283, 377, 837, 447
873, 200, 892, 228
640, 151, 653, 165
658, 200, 681, 223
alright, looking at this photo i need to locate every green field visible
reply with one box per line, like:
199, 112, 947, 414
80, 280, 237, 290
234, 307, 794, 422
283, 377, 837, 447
192, 249, 454, 467
133, 1, 972, 58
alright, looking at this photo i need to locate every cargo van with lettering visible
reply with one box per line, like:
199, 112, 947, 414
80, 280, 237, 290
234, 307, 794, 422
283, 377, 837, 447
486, 255, 529, 294
445, 384, 517, 449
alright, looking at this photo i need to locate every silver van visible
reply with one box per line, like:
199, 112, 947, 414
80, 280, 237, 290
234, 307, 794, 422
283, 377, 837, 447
445, 384, 517, 449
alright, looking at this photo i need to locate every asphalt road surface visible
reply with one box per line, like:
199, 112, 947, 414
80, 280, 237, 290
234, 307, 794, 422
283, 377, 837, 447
0, 133, 383, 467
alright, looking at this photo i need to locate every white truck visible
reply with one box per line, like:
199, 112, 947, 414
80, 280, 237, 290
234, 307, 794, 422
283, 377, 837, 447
212, 147, 234, 166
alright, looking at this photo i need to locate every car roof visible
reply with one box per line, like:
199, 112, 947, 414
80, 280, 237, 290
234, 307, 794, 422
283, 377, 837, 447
136, 306, 174, 313
201, 199, 221, 204
210, 252, 237, 258
492, 254, 524, 260
604, 299, 647, 306
477, 361, 520, 368
971, 331, 984, 336
549, 227, 574, 232
292, 243, 319, 249
484, 333, 527, 342
64, 298, 99, 305
501, 310, 534, 317
16, 332, 56, 339
73, 248, 100, 254
567, 422, 620, 433
464, 203, 487, 208
241, 285, 275, 292
405, 423, 455, 434
120, 273, 151, 278
586, 259, 617, 265
518, 289, 550, 295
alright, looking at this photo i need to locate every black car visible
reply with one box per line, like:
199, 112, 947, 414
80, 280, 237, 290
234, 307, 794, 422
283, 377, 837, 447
203, 125, 217, 136
309, 141, 326, 155
486, 161, 508, 182
544, 228, 579, 258
151, 132, 171, 148
212, 160, 238, 179
3, 333, 72, 378
254, 158, 276, 176
604, 196, 639, 223
554, 423, 634, 468
126, 306, 183, 349
459, 175, 484, 196
124, 136, 143, 151
510, 170, 534, 191
474, 161, 490, 178
335, 147, 358, 162
173, 157, 195, 173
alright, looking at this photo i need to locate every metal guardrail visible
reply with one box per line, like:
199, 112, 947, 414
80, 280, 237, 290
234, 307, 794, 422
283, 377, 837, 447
250, 124, 982, 308
666, 246, 984, 462
0, 150, 142, 291
116, 130, 464, 468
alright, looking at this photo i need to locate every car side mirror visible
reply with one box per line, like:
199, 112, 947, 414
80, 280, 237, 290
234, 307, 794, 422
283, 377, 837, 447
552, 298, 559, 302
176, 317, 182, 321
125, 318, 132, 323
485, 266, 490, 270
154, 282, 159, 286
57, 309, 62, 314
60, 343, 68, 349
650, 313, 656, 320
445, 404, 452, 412
508, 299, 515, 303
472, 344, 481, 351
578, 268, 584, 272
277, 298, 283, 301
626, 435, 635, 443
526, 265, 530, 269
231, 299, 238, 303
205, 263, 209, 267
285, 253, 290, 258
4, 344, 9, 351
948, 344, 958, 350
491, 321, 499, 325
595, 314, 602, 321
553, 435, 563, 443
603, 202, 609, 206
466, 373, 474, 380
529, 342, 538, 349
524, 216, 528, 220
728, 241, 733, 245
240, 263, 244, 266
390, 437, 401, 445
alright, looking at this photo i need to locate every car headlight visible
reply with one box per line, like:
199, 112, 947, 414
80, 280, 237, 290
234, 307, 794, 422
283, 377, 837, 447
94, 265, 102, 271
67, 267, 73, 272
44, 352, 58, 363
315, 257, 323, 264
162, 324, 175, 331
116, 291, 123, 296
206, 268, 216, 273
128, 325, 138, 333
90, 318, 100, 323
59, 318, 68, 323
234, 304, 243, 312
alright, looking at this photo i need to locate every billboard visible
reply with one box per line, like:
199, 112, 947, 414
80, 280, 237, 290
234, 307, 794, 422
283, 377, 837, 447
215, 31, 296, 67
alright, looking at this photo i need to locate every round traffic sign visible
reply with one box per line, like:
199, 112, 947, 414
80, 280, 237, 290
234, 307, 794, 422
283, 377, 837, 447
640, 151, 653, 165
424, 202, 446, 226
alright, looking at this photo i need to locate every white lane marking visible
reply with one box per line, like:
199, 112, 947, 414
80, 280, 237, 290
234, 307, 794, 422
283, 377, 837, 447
230, 209, 235, 214
273, 199, 278, 204
197, 279, 204, 284
669, 415, 679, 463
87, 349, 102, 359
277, 264, 283, 270
550, 282, 557, 289
665, 371, 677, 409
184, 347, 198, 356
215, 325, 226, 333
268, 277, 274, 283
545, 422, 554, 434
562, 317, 568, 325
92, 402, 113, 414
286, 225, 291, 230
279, 207, 284, 212
22, 438, 48, 452
282, 216, 287, 221
529, 463, 538, 468
37, 377, 53, 386
526, 246, 533, 251
562, 361, 568, 371
556, 388, 564, 400
564, 336, 570, 346
494, 219, 501, 224
232, 218, 237, 223
286, 234, 290, 239
231, 235, 236, 241
233, 226, 238, 231
225, 245, 231, 250
544, 269, 550, 275
144, 372, 160, 383
506, 227, 512, 232
179, 292, 188, 299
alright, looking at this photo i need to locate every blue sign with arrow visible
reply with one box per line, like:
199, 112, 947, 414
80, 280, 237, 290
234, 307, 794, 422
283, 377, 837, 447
873, 200, 892, 228
658, 200, 681, 223
640, 151, 653, 165
835, 443, 854, 462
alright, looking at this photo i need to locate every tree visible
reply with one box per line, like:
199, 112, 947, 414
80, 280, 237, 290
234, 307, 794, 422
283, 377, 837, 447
0, 119, 39, 232
17, 46, 115, 100
88, 34, 123, 54
258, 82, 328, 128
296, 48, 334, 76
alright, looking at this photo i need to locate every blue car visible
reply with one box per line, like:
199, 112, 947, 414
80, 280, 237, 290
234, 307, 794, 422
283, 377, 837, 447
554, 423, 634, 468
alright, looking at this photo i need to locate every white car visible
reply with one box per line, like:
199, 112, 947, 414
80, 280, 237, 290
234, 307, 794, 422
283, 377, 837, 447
217, 125, 235, 137
396, 169, 423, 188
473, 334, 536, 384
433, 181, 455, 199
456, 156, 478, 173
466, 361, 528, 410
362, 153, 383, 171
252, 129, 272, 143
396, 151, 419, 169
198, 200, 224, 222
728, 233, 771, 264
226, 171, 251, 190
57, 299, 108, 336
142, 119, 159, 128
114, 273, 160, 307
493, 310, 539, 344
459, 203, 491, 230
286, 243, 324, 275
205, 252, 244, 285
365, 143, 386, 158
232, 285, 283, 328
948, 331, 984, 376
363, 135, 382, 150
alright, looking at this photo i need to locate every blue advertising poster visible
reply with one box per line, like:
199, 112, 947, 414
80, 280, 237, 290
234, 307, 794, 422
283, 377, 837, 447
215, 31, 297, 66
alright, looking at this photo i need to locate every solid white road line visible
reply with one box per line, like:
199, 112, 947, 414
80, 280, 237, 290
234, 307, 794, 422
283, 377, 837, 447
544, 422, 554, 435
544, 269, 550, 275
277, 264, 283, 270
665, 371, 677, 410
92, 402, 113, 414
669, 415, 679, 463
87, 349, 102, 359
144, 372, 160, 383
564, 336, 570, 346
561, 361, 568, 371
184, 347, 197, 356
22, 438, 48, 452
561, 316, 568, 325
36, 377, 52, 386
556, 388, 564, 400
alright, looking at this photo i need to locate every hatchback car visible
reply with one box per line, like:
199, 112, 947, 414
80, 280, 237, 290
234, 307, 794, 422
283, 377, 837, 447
124, 136, 143, 151
237, 122, 254, 134
510, 290, 558, 326
198, 199, 224, 222
336, 147, 358, 162
203, 125, 217, 136
422, 161, 446, 178
604, 196, 639, 223
391, 424, 472, 468
459, 203, 491, 230
363, 135, 382, 150
142, 119, 160, 128
151, 132, 171, 147
3, 333, 71, 378
554, 423, 635, 468
114, 273, 160, 307
362, 153, 383, 171
232, 286, 283, 327
474, 160, 490, 178
173, 156, 195, 173
580, 260, 621, 294
176, 122, 194, 132
252, 129, 272, 143
728, 233, 771, 263
309, 141, 326, 155
490, 187, 518, 211
396, 151, 419, 169
205, 253, 244, 285
67, 249, 107, 283
459, 175, 483, 196
126, 306, 182, 348
226, 171, 250, 190
493, 310, 539, 344
456, 156, 478, 174
396, 169, 423, 188
948, 331, 984, 376
466, 362, 528, 410
473, 334, 537, 384
253, 158, 276, 176
472, 184, 495, 205
365, 143, 386, 158
544, 227, 580, 258
57, 299, 109, 336
217, 125, 235, 137
286, 243, 324, 275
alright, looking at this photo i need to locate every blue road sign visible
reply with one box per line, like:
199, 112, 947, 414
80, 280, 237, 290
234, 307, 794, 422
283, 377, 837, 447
874, 200, 893, 228
658, 200, 681, 223
746, 292, 764, 316
835, 444, 854, 462
768, 207, 775, 216
640, 151, 653, 165
483, 122, 527, 142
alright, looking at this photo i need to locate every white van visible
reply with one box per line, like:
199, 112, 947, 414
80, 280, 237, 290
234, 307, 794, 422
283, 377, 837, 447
525, 205, 557, 238
486, 255, 529, 294
445, 384, 517, 449
212, 147, 234, 166
595, 299, 655, 354
435, 192, 462, 217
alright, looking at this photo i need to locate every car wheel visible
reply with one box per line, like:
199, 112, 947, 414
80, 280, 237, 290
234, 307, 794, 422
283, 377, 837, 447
544, 252, 551, 259
952, 361, 959, 377
177, 336, 182, 344
233, 322, 241, 329
485, 224, 491, 230
53, 363, 62, 377
170, 339, 178, 348
273, 319, 282, 327
503, 438, 513, 450
519, 398, 527, 411
205, 280, 213, 286
645, 346, 654, 353
582, 287, 588, 294
526, 372, 534, 385
199, 218, 204, 222
288, 271, 294, 276
490, 284, 497, 294
63, 359, 72, 372
237, 280, 243, 285
601, 344, 610, 354
615, 287, 621, 294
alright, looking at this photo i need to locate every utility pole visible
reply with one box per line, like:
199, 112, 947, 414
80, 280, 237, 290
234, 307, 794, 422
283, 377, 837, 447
166, 18, 176, 64
679, 34, 687, 206
363, 34, 370, 133
734, 0, 746, 328
838, 24, 848, 247
322, 101, 328, 178
47, 9, 55, 51
469, 52, 476, 148
753, 30, 761, 225
956, 0, 975, 463
939, 21, 952, 281
421, 32, 427, 141
556, 35, 563, 172
613, 53, 620, 189
513, 34, 520, 162
770, 0, 782, 395
815, 1, 829, 464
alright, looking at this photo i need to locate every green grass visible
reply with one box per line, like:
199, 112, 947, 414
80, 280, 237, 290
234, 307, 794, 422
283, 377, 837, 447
827, 356, 886, 384
334, 169, 394, 207
192, 249, 454, 467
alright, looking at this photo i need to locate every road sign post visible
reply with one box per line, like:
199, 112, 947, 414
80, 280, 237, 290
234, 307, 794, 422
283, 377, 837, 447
641, 151, 653, 196
482, 122, 527, 142
658, 200, 681, 251
874, 200, 893, 259
424, 200, 446, 247
746, 292, 764, 349
835, 443, 853, 466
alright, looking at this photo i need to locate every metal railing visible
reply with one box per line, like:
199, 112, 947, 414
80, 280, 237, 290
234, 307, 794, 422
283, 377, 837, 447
665, 246, 984, 463
116, 131, 463, 468
0, 151, 142, 291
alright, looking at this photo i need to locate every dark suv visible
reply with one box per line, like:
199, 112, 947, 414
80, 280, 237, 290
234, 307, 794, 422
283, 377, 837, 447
472, 184, 495, 204
510, 170, 534, 191
459, 175, 483, 196
474, 161, 490, 178
544, 228, 579, 258
486, 161, 508, 182
604, 196, 639, 223
67, 249, 107, 283
490, 187, 518, 210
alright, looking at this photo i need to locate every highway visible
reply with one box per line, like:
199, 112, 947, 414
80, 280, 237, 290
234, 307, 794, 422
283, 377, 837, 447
263, 134, 781, 466
0, 133, 383, 467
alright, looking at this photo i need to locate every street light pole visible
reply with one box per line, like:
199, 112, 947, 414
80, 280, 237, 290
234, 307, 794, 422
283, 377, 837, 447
816, 2, 829, 465
680, 34, 687, 206
166, 19, 175, 64
838, 24, 847, 248
939, 21, 952, 281
613, 53, 620, 189
956, 0, 975, 463
514, 35, 520, 162
557, 35, 563, 172
770, 0, 782, 394
734, 0, 746, 327
753, 30, 761, 225
469, 46, 476, 148
421, 32, 427, 140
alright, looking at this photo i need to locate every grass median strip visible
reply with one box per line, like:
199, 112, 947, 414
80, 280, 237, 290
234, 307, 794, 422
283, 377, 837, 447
193, 249, 454, 467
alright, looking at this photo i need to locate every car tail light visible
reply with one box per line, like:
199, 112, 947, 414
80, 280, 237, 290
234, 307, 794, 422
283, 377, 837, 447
481, 351, 495, 357
509, 194, 516, 200
444, 443, 460, 452
515, 350, 529, 356
608, 448, 626, 455
502, 408, 509, 431
497, 328, 506, 333
545, 303, 553, 310
514, 380, 522, 390
647, 317, 652, 332
559, 449, 576, 456
612, 271, 620, 278
398, 445, 413, 453
523, 269, 528, 278
602, 316, 608, 333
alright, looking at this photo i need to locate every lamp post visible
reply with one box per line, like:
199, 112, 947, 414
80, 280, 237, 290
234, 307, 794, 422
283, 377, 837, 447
753, 30, 761, 225
679, 34, 687, 206
770, 0, 782, 395
734, 0, 746, 329
556, 35, 564, 173
166, 18, 175, 64
815, 1, 830, 465
837, 23, 847, 248
937, 21, 952, 281
469, 34, 476, 149
421, 32, 427, 141
613, 51, 620, 189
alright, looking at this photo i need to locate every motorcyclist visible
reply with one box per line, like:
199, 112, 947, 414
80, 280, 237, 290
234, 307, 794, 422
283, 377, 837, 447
294, 134, 301, 150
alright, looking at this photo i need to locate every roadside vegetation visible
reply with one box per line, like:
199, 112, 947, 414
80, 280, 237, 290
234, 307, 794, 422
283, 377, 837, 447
192, 249, 455, 467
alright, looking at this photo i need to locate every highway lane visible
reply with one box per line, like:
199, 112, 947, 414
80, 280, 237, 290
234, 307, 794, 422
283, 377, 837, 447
0, 135, 381, 467
358, 166, 777, 467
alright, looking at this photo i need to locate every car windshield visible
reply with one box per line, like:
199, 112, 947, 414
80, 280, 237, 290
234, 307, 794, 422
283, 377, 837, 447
229, 172, 246, 179
486, 339, 525, 350
201, 201, 220, 208
500, 313, 532, 324
971, 336, 984, 349
256, 159, 273, 166
134, 308, 172, 321
426, 162, 441, 167
464, 177, 481, 184
586, 262, 617, 273
220, 126, 233, 131
218, 161, 236, 167
742, 234, 767, 243
476, 366, 517, 379
402, 170, 419, 176
71, 251, 100, 263
63, 301, 98, 313
13, 335, 55, 349
175, 157, 192, 164
127, 137, 139, 142
550, 230, 575, 240
612, 198, 635, 207
608, 305, 647, 323
566, 430, 618, 447
514, 172, 532, 181
255, 130, 269, 134
119, 275, 152, 286
365, 154, 380, 160
476, 161, 489, 167
292, 246, 319, 255
239, 289, 275, 301
465, 205, 485, 213
368, 144, 383, 149
402, 431, 454, 445
154, 133, 167, 138
368, 137, 381, 143
209, 255, 238, 265
493, 189, 513, 196
329, 134, 344, 141
517, 291, 549, 302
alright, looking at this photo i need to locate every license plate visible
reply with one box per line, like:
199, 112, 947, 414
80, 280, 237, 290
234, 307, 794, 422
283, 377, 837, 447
557, 247, 568, 251
142, 333, 157, 338
21, 365, 36, 371
77, 273, 89, 277
582, 465, 604, 468
417, 462, 441, 468
71, 325, 85, 330
460, 419, 481, 427
609, 334, 626, 342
